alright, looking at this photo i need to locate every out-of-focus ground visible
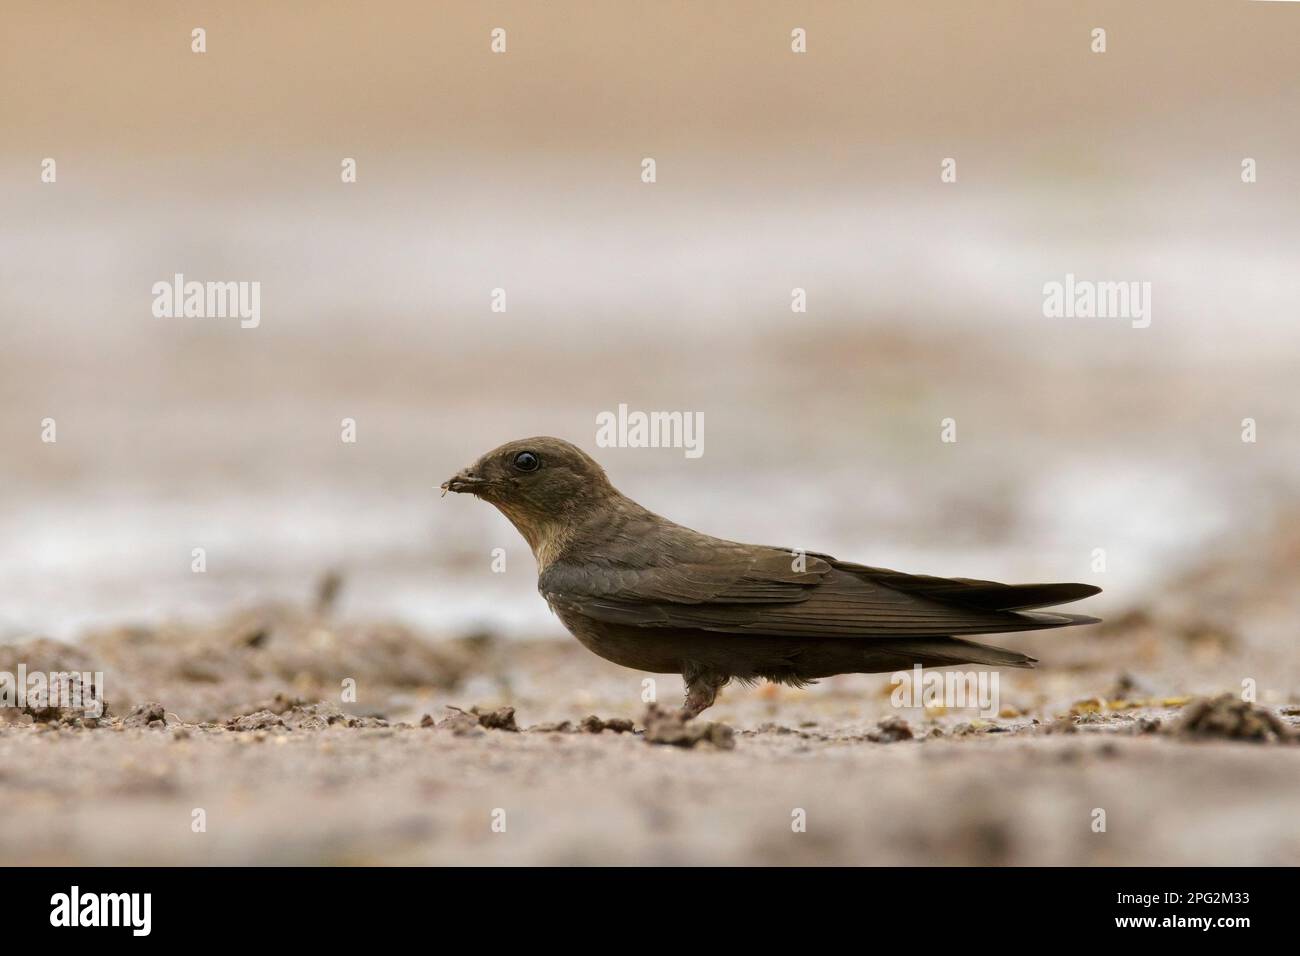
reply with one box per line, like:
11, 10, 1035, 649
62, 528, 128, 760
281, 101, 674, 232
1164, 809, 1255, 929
2, 509, 1298, 866
3, 0, 1300, 640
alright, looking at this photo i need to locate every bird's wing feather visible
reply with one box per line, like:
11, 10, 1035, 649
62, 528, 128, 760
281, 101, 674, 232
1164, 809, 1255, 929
540, 535, 1098, 638
830, 561, 1101, 611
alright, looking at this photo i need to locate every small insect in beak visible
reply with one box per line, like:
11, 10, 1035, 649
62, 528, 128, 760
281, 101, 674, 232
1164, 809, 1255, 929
440, 471, 487, 497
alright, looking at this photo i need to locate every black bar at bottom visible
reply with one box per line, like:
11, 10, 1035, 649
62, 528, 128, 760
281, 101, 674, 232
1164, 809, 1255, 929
0, 867, 1274, 940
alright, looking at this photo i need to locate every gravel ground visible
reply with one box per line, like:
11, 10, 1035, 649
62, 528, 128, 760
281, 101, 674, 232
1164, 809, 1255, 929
3, 536, 1298, 865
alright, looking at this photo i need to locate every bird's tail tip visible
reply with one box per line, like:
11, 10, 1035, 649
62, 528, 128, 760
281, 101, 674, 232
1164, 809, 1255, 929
1020, 610, 1103, 628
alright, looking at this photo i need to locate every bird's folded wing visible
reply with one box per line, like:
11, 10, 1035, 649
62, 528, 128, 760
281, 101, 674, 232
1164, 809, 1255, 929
540, 544, 1098, 638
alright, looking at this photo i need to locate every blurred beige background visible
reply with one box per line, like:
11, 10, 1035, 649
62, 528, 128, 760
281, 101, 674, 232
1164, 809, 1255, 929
2, 1, 1298, 640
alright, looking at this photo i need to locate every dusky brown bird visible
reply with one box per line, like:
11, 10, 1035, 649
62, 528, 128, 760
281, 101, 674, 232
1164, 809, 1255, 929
442, 437, 1101, 717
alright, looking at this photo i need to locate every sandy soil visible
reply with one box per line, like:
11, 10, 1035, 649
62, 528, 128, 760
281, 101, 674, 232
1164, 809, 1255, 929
3, 522, 1299, 867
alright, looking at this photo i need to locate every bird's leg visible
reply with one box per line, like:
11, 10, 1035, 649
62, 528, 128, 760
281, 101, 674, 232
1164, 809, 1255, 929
680, 667, 727, 719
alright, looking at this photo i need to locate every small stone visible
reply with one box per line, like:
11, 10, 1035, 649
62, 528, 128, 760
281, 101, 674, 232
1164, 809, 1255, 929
867, 716, 913, 743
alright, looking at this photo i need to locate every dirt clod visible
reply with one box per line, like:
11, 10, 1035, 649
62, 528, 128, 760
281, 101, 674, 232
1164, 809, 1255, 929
431, 707, 484, 736
867, 716, 914, 743
225, 710, 287, 732
642, 704, 734, 749
581, 715, 635, 734
1173, 695, 1294, 743
124, 702, 168, 729
471, 705, 519, 732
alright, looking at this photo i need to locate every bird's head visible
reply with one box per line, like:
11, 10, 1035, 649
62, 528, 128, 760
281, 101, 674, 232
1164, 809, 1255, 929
441, 437, 617, 558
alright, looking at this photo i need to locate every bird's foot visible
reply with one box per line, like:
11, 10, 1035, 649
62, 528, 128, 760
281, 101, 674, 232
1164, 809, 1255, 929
681, 668, 727, 720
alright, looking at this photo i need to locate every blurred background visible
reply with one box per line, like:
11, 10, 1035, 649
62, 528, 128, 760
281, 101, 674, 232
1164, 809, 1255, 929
2, 0, 1298, 645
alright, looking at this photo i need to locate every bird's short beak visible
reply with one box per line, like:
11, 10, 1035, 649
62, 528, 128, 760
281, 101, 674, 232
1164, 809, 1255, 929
440, 469, 488, 497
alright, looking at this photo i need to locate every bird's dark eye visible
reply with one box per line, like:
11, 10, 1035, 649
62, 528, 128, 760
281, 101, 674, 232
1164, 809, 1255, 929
512, 451, 541, 472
